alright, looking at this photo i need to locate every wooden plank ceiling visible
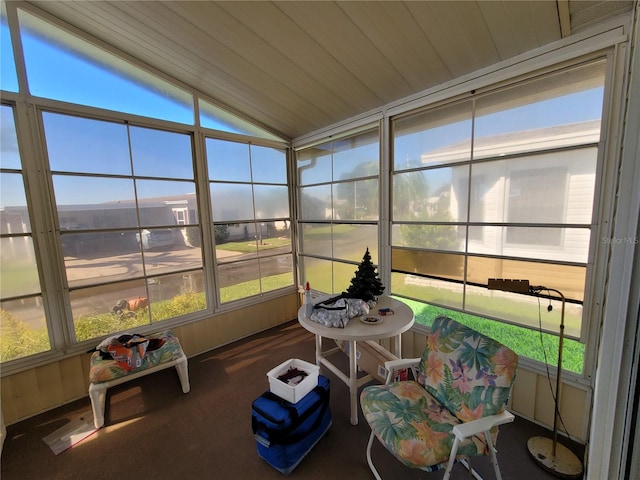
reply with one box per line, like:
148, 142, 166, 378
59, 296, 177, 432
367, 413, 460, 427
28, 0, 634, 140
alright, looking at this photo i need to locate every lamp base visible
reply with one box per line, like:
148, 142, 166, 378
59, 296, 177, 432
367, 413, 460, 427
527, 436, 583, 479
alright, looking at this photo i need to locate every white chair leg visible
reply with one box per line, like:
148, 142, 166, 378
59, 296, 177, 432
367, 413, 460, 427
443, 437, 461, 480
88, 383, 107, 429
366, 430, 383, 480
485, 430, 503, 480
174, 354, 190, 393
460, 458, 484, 480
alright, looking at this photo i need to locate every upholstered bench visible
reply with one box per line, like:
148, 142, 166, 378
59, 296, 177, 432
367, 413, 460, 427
88, 330, 190, 428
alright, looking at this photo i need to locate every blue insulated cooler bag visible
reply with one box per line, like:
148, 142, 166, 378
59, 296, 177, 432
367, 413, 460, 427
252, 375, 331, 475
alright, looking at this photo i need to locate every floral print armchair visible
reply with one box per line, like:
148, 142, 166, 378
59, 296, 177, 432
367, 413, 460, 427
360, 316, 518, 480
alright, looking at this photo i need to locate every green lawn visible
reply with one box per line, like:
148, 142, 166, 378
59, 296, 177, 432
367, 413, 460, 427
3, 266, 585, 375
216, 237, 291, 254
301, 224, 356, 238
220, 272, 293, 302
401, 298, 585, 374
0, 262, 40, 295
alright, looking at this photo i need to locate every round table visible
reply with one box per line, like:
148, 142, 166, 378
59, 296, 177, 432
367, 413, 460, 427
298, 296, 414, 425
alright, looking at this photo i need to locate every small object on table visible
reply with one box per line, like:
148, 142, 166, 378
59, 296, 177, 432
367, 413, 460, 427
378, 308, 394, 316
304, 282, 313, 317
361, 315, 383, 325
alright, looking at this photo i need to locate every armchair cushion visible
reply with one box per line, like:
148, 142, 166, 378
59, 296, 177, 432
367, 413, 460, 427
360, 380, 494, 469
416, 316, 518, 421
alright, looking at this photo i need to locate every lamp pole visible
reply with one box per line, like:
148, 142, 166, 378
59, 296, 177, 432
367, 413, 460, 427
547, 287, 565, 458
487, 279, 583, 479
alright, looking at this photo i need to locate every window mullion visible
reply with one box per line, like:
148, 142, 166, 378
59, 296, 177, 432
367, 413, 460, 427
16, 102, 71, 350
194, 130, 217, 310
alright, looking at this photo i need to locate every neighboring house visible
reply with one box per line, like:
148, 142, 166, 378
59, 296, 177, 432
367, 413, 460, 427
420, 120, 598, 264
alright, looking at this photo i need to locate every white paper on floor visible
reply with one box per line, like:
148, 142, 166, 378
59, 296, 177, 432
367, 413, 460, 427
42, 412, 98, 455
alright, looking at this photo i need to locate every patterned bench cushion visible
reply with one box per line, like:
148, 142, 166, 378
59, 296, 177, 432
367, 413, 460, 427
89, 330, 184, 384
360, 380, 495, 469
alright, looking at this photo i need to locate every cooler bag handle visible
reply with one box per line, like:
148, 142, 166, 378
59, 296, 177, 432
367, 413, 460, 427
252, 391, 299, 425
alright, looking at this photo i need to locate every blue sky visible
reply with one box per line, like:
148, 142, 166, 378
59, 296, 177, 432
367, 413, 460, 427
394, 88, 604, 166
1, 16, 256, 131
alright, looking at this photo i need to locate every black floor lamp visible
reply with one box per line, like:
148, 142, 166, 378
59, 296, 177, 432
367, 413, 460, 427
487, 278, 583, 479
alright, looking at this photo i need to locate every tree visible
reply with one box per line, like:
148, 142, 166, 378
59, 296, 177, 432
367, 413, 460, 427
185, 226, 201, 247
392, 170, 429, 220
345, 248, 385, 302
334, 160, 379, 220
214, 224, 230, 243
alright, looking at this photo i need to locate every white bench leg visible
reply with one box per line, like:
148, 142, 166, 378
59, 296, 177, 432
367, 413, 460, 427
175, 354, 190, 393
88, 350, 189, 428
88, 383, 107, 429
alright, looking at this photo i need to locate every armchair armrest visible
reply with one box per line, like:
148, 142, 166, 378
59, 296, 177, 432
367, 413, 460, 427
383, 357, 421, 384
452, 410, 515, 441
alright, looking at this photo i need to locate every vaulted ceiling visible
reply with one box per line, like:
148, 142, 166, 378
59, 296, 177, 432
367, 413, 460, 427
28, 1, 635, 140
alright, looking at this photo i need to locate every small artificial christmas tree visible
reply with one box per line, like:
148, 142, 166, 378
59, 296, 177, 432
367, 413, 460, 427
345, 248, 385, 303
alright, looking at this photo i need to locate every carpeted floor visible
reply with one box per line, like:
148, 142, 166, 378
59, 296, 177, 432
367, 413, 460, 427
1, 320, 584, 479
